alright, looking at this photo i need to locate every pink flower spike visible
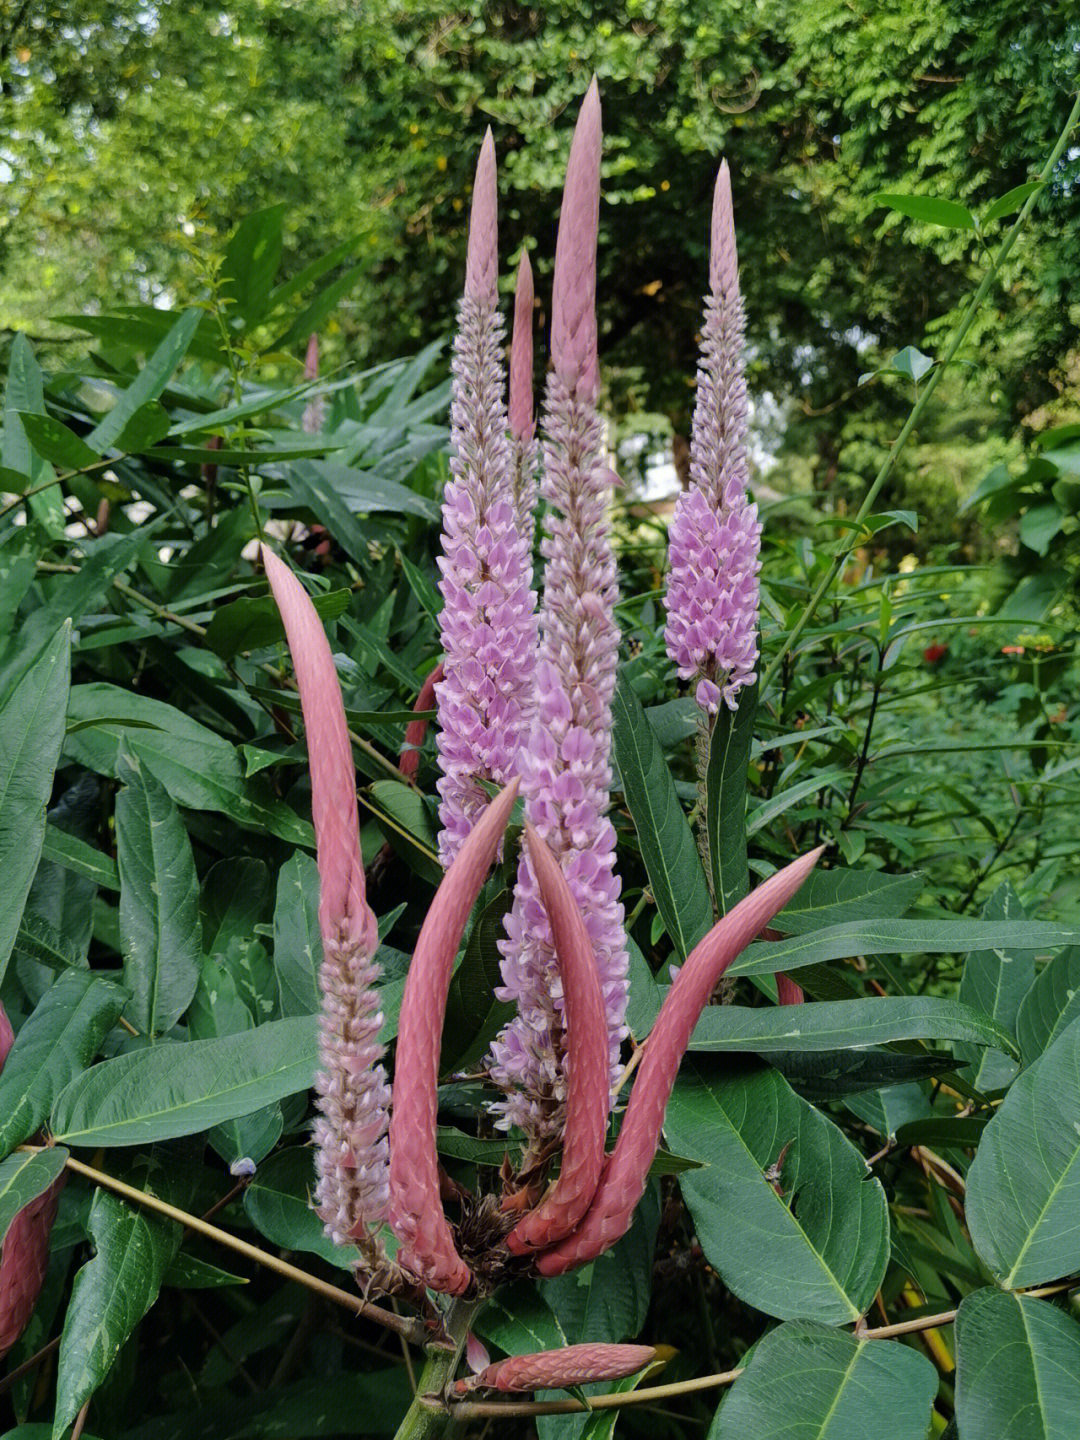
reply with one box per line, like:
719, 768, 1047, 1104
710, 160, 739, 300
551, 78, 601, 401
388, 779, 521, 1295
465, 128, 498, 305
453, 1343, 657, 1396
399, 661, 443, 783
535, 847, 824, 1276
509, 251, 535, 444
505, 824, 609, 1255
262, 545, 371, 949
304, 332, 320, 382
302, 333, 326, 434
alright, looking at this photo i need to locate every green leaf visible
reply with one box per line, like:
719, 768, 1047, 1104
365, 779, 441, 883
272, 853, 323, 1018
705, 684, 756, 914
113, 399, 172, 452
52, 1189, 179, 1440
40, 825, 120, 891
12, 910, 88, 974
116, 749, 201, 1036
889, 345, 935, 382
203, 588, 350, 660
955, 882, 1032, 1089
873, 192, 976, 229
709, 1322, 937, 1439
3, 334, 66, 535
625, 936, 663, 1040
0, 625, 71, 985
966, 1015, 1080, 1287
727, 917, 1076, 979
1019, 502, 1064, 556
666, 1058, 889, 1323
65, 684, 312, 846
50, 1015, 318, 1147
15, 413, 102, 470
1016, 946, 1080, 1064
243, 1147, 361, 1273
280, 460, 386, 565
0, 1147, 68, 1249
983, 180, 1044, 224
221, 205, 286, 326
612, 676, 712, 960
773, 867, 926, 935
305, 458, 441, 521
0, 972, 127, 1156
768, 1048, 950, 1102
442, 889, 515, 1071
162, 1253, 248, 1290
746, 769, 847, 837
87, 310, 202, 451
955, 1288, 1080, 1440
688, 996, 1015, 1055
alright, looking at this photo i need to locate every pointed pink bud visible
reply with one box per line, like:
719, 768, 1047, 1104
261, 545, 372, 950
0, 1004, 13, 1066
304, 332, 320, 382
776, 974, 805, 1006
535, 847, 824, 1276
388, 779, 521, 1294
466, 1331, 491, 1375
551, 78, 601, 400
710, 160, 740, 299
509, 251, 535, 442
399, 661, 443, 782
452, 1342, 657, 1395
504, 825, 608, 1254
465, 128, 499, 304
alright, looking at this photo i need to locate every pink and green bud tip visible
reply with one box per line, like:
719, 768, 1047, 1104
452, 1342, 658, 1395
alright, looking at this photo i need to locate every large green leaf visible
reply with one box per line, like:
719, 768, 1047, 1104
666, 1058, 889, 1323
955, 882, 1032, 1089
0, 1147, 69, 1249
52, 1189, 180, 1440
966, 1014, 1080, 1287
612, 676, 712, 960
40, 826, 119, 891
727, 917, 1076, 978
243, 1147, 360, 1273
272, 853, 323, 1018
773, 867, 926, 935
2, 334, 65, 535
220, 204, 286, 326
0, 971, 127, 1156
86, 309, 201, 451
1016, 946, 1080, 1065
116, 749, 201, 1037
50, 1015, 318, 1148
767, 1048, 951, 1102
0, 624, 71, 985
65, 684, 311, 845
709, 1322, 938, 1438
705, 683, 755, 913
954, 1288, 1080, 1440
688, 996, 1015, 1055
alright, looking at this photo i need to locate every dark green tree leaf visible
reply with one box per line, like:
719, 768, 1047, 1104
705, 683, 756, 914
873, 192, 976, 229
956, 882, 1033, 1089
86, 309, 201, 451
243, 1147, 360, 1273
272, 853, 322, 1018
0, 1147, 69, 1248
1016, 946, 1080, 1064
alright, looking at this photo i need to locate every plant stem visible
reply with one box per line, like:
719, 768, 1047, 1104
760, 90, 1080, 696
393, 1297, 481, 1440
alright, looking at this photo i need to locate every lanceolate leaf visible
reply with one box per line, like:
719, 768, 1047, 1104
50, 1016, 319, 1147
612, 676, 712, 960
687, 996, 1015, 1055
243, 1147, 361, 1273
666, 1059, 889, 1323
955, 882, 1032, 1088
767, 1048, 951, 1102
86, 309, 201, 451
52, 1189, 180, 1440
773, 867, 926, 934
1016, 946, 1080, 1064
0, 624, 71, 986
0, 1147, 69, 1249
954, 1288, 1080, 1440
0, 971, 128, 1156
727, 917, 1076, 978
272, 852, 323, 1017
965, 1015, 1080, 1287
705, 683, 756, 914
710, 1322, 938, 1439
116, 750, 201, 1037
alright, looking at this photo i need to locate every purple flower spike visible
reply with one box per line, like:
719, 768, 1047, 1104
664, 160, 761, 714
435, 133, 539, 865
491, 82, 628, 1145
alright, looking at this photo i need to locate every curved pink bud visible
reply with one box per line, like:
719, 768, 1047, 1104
509, 251, 535, 443
304, 332, 320, 382
776, 974, 805, 1006
453, 1342, 657, 1395
536, 847, 824, 1275
551, 78, 601, 401
465, 129, 498, 305
262, 545, 373, 951
388, 779, 520, 1294
504, 825, 609, 1254
399, 661, 444, 783
0, 1001, 64, 1359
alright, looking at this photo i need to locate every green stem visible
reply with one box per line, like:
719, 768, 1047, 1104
393, 1297, 481, 1440
760, 90, 1080, 696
